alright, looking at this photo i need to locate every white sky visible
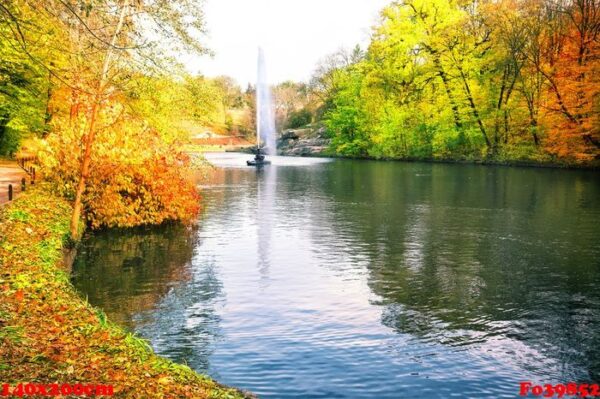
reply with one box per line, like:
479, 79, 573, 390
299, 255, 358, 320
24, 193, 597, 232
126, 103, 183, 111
181, 0, 391, 86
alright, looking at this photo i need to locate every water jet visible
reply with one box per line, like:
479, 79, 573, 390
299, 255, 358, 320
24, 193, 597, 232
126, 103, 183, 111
248, 47, 275, 167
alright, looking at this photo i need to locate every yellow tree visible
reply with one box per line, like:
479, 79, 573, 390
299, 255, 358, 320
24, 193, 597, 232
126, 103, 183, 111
2, 0, 208, 237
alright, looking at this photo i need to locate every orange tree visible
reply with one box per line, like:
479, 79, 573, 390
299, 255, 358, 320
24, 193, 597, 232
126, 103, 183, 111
37, 91, 201, 229
1, 0, 208, 236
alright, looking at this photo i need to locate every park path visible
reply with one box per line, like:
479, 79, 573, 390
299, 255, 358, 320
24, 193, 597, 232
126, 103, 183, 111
0, 159, 28, 205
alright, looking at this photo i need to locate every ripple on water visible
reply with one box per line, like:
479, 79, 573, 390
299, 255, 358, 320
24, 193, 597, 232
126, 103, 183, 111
72, 156, 600, 398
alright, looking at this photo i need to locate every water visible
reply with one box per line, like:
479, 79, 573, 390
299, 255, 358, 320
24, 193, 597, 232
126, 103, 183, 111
72, 154, 600, 398
256, 48, 276, 154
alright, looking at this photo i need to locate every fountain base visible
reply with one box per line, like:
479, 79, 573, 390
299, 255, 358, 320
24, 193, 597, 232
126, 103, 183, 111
247, 148, 271, 167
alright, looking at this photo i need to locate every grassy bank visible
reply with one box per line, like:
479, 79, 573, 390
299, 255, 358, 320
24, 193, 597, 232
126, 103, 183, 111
290, 147, 600, 170
0, 184, 252, 398
344, 155, 600, 170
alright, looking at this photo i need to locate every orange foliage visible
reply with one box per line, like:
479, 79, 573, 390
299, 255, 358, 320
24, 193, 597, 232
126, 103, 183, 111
37, 90, 201, 229
538, 0, 600, 162
85, 154, 200, 229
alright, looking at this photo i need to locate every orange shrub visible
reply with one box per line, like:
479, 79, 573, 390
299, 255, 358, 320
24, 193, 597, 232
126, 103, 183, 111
37, 99, 201, 229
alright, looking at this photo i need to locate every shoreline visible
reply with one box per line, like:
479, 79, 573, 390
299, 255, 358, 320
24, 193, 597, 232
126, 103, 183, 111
221, 146, 599, 171
219, 132, 599, 171
0, 184, 253, 399
276, 150, 600, 171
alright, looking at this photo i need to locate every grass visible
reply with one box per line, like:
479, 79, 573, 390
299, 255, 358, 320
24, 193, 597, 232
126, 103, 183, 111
0, 183, 254, 399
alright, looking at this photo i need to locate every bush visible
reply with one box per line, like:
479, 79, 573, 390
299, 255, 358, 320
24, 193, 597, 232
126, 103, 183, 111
37, 105, 201, 229
84, 154, 200, 229
286, 108, 312, 129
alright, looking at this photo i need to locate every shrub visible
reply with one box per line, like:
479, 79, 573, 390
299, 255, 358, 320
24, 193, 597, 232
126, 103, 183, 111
37, 104, 201, 229
286, 108, 312, 129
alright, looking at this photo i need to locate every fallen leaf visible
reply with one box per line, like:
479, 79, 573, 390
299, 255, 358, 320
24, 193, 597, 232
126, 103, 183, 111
158, 376, 172, 385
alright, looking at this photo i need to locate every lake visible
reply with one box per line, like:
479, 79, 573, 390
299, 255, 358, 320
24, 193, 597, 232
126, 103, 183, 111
72, 153, 600, 398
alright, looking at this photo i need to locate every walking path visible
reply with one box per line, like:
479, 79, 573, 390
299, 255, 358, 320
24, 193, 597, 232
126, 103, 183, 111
0, 159, 27, 205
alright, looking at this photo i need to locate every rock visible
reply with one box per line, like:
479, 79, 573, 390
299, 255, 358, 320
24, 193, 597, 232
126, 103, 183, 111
281, 130, 299, 140
276, 125, 331, 157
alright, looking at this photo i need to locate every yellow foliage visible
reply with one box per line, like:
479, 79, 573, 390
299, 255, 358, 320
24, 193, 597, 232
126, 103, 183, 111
37, 94, 201, 229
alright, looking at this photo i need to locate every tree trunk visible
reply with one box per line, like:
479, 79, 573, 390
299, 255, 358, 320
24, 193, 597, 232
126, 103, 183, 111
433, 56, 463, 131
69, 100, 99, 238
494, 67, 508, 151
43, 71, 53, 138
0, 113, 8, 151
69, 0, 129, 239
458, 69, 491, 150
503, 110, 510, 144
530, 118, 540, 146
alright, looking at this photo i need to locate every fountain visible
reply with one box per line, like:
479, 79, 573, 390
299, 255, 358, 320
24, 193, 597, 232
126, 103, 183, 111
247, 47, 275, 166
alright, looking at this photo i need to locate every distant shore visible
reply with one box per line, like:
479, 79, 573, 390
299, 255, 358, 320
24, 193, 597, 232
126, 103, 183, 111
276, 126, 600, 170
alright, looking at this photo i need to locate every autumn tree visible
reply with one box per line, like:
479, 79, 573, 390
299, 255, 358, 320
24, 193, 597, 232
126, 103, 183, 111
1, 0, 210, 235
272, 81, 317, 130
0, 0, 65, 155
316, 0, 599, 164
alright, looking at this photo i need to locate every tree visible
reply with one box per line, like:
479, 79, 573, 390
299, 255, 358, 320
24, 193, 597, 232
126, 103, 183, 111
314, 0, 599, 164
272, 81, 317, 130
1, 0, 208, 237
0, 0, 63, 155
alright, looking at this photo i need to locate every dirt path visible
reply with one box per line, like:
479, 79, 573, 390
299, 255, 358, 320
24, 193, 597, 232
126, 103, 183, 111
0, 159, 28, 205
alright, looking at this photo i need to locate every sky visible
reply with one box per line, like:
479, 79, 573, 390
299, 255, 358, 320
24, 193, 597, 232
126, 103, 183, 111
182, 0, 392, 86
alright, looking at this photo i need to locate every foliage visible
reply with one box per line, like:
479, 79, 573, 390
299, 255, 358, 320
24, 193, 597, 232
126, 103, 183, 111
0, 3, 59, 155
0, 127, 21, 157
313, 0, 600, 165
0, 185, 251, 398
36, 95, 201, 229
286, 108, 313, 129
0, 0, 216, 237
273, 81, 318, 130
0, 0, 239, 235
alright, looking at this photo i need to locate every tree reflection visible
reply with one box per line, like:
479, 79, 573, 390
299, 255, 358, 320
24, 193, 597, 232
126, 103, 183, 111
72, 224, 198, 329
280, 160, 600, 381
135, 258, 224, 373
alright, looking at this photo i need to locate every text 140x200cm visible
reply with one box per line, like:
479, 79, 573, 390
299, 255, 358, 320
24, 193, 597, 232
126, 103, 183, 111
1, 383, 113, 397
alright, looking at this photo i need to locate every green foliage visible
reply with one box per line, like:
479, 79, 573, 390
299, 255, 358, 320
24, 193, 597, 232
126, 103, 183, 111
315, 0, 600, 165
7, 209, 30, 222
0, 23, 50, 155
324, 66, 371, 157
286, 108, 312, 129
0, 127, 22, 157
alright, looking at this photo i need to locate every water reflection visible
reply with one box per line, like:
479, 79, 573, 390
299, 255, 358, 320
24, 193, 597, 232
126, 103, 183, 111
304, 160, 600, 382
256, 167, 276, 284
73, 154, 600, 398
72, 224, 198, 329
136, 257, 225, 371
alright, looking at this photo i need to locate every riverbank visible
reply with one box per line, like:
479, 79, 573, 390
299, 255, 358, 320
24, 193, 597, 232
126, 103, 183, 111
275, 128, 599, 170
307, 152, 600, 170
0, 184, 252, 398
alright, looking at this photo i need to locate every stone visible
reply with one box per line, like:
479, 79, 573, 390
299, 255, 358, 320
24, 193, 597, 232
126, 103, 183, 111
276, 126, 331, 157
281, 130, 299, 140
